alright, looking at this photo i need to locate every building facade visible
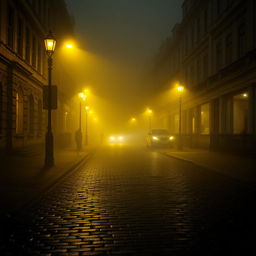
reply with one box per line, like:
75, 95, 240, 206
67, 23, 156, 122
153, 0, 256, 151
0, 0, 74, 152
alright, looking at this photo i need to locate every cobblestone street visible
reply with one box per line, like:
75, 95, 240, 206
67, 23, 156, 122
1, 146, 256, 255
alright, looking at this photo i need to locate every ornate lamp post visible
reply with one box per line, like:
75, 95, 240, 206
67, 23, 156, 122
85, 106, 89, 146
177, 84, 184, 151
44, 31, 56, 168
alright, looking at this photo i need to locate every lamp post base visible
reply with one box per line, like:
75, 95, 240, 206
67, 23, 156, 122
45, 131, 54, 168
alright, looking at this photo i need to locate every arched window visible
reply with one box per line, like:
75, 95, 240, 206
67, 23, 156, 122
38, 99, 43, 136
28, 94, 34, 135
16, 89, 24, 134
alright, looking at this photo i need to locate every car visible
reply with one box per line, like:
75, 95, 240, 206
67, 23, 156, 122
147, 129, 175, 148
108, 135, 125, 145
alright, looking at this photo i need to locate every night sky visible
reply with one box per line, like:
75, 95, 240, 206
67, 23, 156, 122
65, 0, 182, 125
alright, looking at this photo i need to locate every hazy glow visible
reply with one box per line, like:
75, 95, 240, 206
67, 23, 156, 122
110, 136, 115, 141
146, 108, 153, 115
177, 85, 184, 92
152, 136, 159, 141
79, 92, 86, 100
85, 106, 90, 110
169, 136, 174, 140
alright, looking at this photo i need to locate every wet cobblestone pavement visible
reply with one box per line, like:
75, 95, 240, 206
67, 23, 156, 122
1, 146, 256, 255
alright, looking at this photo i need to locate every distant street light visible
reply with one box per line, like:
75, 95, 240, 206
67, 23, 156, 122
44, 31, 56, 168
146, 108, 153, 130
176, 83, 184, 150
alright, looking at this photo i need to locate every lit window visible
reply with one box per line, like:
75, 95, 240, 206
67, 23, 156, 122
233, 92, 248, 134
16, 90, 24, 134
200, 104, 210, 134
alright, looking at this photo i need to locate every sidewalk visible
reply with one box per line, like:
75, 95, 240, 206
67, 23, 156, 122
161, 148, 256, 185
0, 144, 91, 214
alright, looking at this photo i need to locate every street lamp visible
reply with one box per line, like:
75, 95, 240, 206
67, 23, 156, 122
85, 106, 89, 146
44, 31, 56, 168
176, 83, 184, 150
76, 92, 86, 151
146, 108, 153, 130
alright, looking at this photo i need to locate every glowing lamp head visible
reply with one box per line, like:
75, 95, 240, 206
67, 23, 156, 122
66, 44, 73, 49
243, 93, 248, 98
169, 136, 174, 141
79, 92, 86, 100
177, 85, 184, 92
44, 31, 56, 56
85, 106, 89, 111
146, 108, 153, 115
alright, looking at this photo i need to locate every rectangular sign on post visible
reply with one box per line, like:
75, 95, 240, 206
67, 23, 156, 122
43, 85, 58, 110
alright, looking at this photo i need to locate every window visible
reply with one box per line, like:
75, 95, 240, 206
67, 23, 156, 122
190, 65, 195, 85
196, 58, 201, 83
204, 8, 208, 34
7, 5, 14, 49
203, 54, 208, 79
38, 100, 43, 135
17, 18, 23, 57
196, 17, 201, 42
16, 89, 24, 134
216, 41, 222, 71
28, 95, 34, 134
191, 23, 195, 48
185, 34, 188, 55
227, 0, 233, 8
37, 43, 42, 73
233, 92, 248, 134
185, 67, 189, 84
190, 109, 196, 134
238, 23, 246, 57
32, 36, 36, 68
217, 0, 224, 16
225, 33, 233, 64
25, 28, 30, 63
200, 104, 210, 134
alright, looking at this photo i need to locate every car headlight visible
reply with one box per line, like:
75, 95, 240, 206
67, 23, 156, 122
169, 136, 174, 141
152, 136, 159, 141
118, 136, 123, 141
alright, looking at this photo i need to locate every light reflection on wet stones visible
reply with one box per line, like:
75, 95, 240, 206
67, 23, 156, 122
1, 147, 256, 255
